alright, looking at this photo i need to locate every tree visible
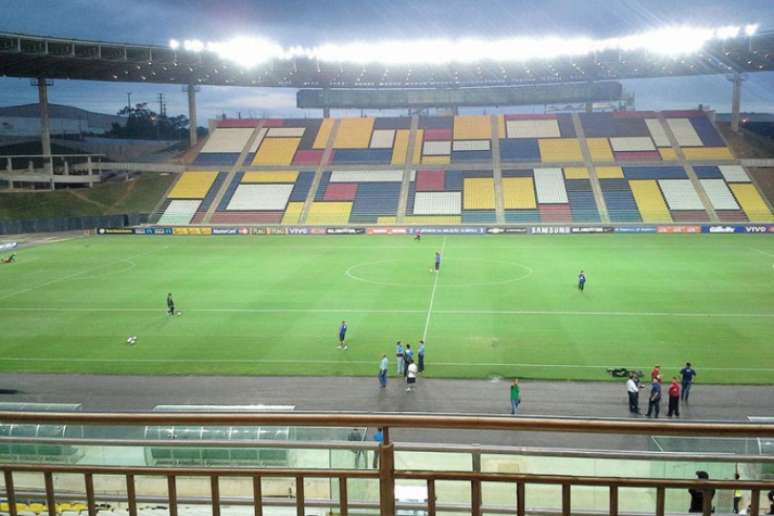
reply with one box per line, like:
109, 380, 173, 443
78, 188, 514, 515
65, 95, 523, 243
108, 103, 195, 140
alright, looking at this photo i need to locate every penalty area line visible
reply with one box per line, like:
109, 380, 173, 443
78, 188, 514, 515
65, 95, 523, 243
422, 236, 446, 341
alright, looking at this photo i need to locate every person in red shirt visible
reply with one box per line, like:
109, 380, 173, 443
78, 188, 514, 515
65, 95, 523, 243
667, 377, 681, 417
651, 365, 661, 381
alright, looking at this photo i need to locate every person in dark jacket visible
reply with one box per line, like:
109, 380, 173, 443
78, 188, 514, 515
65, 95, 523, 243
688, 471, 715, 513
646, 375, 662, 418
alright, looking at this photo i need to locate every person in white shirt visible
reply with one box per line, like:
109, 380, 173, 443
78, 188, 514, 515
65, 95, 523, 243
626, 373, 643, 414
406, 360, 418, 392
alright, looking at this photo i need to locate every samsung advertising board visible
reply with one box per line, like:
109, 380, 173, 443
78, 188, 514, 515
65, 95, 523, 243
530, 226, 570, 234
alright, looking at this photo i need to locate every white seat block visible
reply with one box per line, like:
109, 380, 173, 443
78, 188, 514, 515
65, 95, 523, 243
506, 119, 560, 138
227, 184, 293, 211
658, 179, 704, 210
700, 179, 740, 210
413, 192, 462, 215
645, 119, 670, 147
534, 168, 568, 204
719, 165, 749, 182
201, 128, 255, 153
610, 137, 656, 152
423, 141, 451, 155
369, 129, 396, 148
452, 140, 490, 151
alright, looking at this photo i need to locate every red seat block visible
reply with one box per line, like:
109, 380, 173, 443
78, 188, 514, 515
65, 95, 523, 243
324, 183, 358, 201
538, 204, 573, 223
416, 170, 445, 191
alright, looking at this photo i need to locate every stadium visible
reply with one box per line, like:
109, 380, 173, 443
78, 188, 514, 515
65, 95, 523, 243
0, 2, 773, 515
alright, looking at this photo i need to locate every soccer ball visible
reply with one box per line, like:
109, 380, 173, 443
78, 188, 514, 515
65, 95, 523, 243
127, 336, 138, 345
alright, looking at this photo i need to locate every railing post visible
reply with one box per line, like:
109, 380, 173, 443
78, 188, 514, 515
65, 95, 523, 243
85, 473, 96, 516
44, 471, 56, 516
126, 474, 137, 516
210, 475, 220, 516
561, 483, 571, 516
295, 475, 304, 516
516, 481, 525, 516
427, 479, 436, 516
379, 427, 395, 516
471, 448, 482, 516
252, 476, 263, 516
609, 485, 618, 516
4, 470, 18, 516
750, 488, 760, 516
167, 475, 178, 516
656, 486, 665, 516
339, 475, 348, 516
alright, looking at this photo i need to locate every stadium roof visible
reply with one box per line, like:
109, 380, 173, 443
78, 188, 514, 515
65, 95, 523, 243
1, 30, 773, 88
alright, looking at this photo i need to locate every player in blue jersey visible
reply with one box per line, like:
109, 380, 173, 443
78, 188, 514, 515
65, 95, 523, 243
338, 320, 348, 350
578, 270, 586, 292
434, 251, 441, 272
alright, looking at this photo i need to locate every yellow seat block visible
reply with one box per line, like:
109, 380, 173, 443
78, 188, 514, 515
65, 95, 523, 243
629, 180, 672, 223
454, 115, 491, 140
282, 202, 305, 225
595, 166, 624, 179
422, 155, 450, 165
412, 129, 424, 165
377, 216, 397, 224
306, 202, 352, 224
403, 216, 461, 224
168, 171, 218, 199
497, 115, 507, 139
730, 184, 774, 222
243, 171, 299, 183
587, 138, 614, 161
252, 138, 301, 165
682, 147, 734, 160
29, 503, 45, 513
334, 117, 375, 149
563, 167, 589, 179
313, 118, 336, 149
392, 129, 409, 165
464, 178, 496, 209
539, 138, 583, 162
658, 148, 678, 160
503, 177, 536, 209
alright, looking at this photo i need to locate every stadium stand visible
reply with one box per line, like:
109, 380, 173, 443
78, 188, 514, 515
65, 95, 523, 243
157, 111, 773, 225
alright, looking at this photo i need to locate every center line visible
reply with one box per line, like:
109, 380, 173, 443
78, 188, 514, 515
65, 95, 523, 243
422, 236, 447, 340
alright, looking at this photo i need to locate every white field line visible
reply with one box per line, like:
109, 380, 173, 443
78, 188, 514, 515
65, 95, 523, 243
0, 356, 772, 371
423, 236, 446, 340
750, 247, 774, 259
0, 307, 773, 318
0, 249, 157, 302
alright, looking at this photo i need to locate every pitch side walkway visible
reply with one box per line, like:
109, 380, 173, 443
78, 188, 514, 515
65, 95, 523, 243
0, 374, 771, 451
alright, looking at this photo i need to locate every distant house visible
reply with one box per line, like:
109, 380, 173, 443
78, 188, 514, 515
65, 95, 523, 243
0, 103, 126, 137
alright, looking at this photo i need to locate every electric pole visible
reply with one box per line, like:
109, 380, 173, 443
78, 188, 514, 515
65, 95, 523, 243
127, 92, 132, 110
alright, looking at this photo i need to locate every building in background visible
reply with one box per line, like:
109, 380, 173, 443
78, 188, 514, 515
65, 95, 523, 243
0, 103, 125, 137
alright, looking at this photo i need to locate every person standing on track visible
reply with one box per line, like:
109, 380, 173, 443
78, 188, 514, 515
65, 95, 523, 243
680, 362, 697, 402
510, 379, 521, 415
378, 354, 388, 388
434, 251, 441, 272
646, 375, 662, 418
395, 341, 404, 376
626, 373, 643, 414
667, 377, 680, 417
338, 321, 348, 350
578, 270, 586, 291
417, 340, 426, 372
405, 360, 418, 392
403, 344, 413, 377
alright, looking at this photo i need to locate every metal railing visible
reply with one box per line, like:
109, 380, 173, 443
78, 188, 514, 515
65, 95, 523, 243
0, 411, 773, 516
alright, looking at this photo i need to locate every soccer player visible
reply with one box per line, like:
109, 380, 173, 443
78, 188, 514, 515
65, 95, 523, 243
1, 254, 15, 264
578, 270, 586, 291
414, 231, 421, 241
338, 321, 348, 350
166, 293, 175, 316
434, 251, 441, 272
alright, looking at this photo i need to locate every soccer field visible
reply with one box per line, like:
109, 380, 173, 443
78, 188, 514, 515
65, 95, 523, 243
1, 234, 773, 383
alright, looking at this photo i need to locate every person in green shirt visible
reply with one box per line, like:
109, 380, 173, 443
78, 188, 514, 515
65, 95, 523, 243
510, 379, 521, 415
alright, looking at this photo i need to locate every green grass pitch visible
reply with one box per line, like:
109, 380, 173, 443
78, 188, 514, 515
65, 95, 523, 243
1, 234, 773, 383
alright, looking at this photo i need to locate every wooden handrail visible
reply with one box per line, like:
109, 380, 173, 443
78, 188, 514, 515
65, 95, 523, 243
1, 411, 773, 437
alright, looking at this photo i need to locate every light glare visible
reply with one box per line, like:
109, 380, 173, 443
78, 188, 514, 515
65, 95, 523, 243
170, 23, 760, 67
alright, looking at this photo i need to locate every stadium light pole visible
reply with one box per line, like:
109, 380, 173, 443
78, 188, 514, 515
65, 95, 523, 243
32, 77, 53, 176
729, 72, 746, 133
187, 84, 198, 147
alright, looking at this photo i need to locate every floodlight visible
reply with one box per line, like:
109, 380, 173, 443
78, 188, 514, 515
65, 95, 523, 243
745, 24, 759, 36
169, 39, 180, 50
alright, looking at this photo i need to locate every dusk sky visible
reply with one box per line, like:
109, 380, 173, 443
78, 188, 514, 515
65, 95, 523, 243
1, 0, 773, 122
